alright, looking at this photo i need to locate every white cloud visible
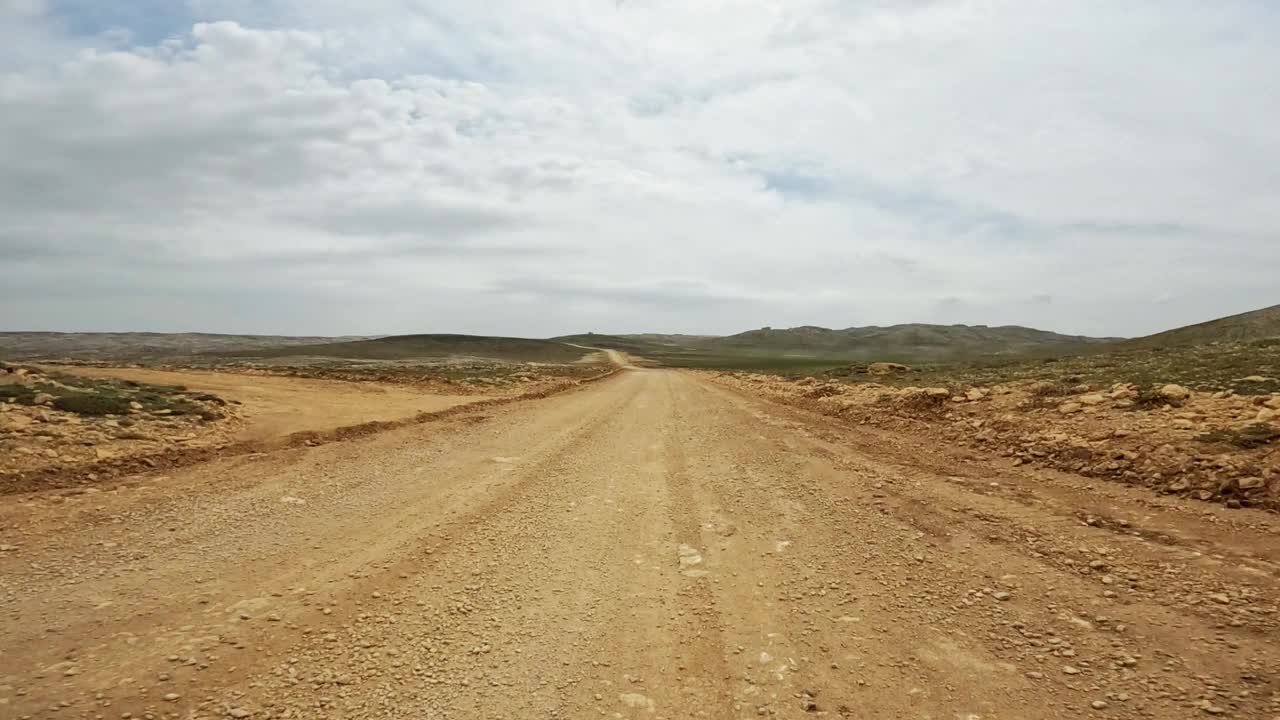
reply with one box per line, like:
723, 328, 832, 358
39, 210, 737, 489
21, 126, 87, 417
0, 1, 1277, 337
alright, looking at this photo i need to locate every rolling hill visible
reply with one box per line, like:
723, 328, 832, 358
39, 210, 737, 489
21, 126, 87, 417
0, 332, 370, 362
693, 323, 1116, 361
1118, 304, 1280, 349
215, 334, 591, 363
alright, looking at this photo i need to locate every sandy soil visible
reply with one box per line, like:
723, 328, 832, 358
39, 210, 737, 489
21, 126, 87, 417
2, 368, 1279, 719
51, 366, 487, 442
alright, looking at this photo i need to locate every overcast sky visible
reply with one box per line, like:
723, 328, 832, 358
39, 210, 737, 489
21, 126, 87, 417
1, 0, 1277, 338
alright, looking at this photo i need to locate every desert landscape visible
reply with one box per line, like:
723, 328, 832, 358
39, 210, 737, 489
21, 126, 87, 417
2, 305, 1279, 719
4, 3, 1279, 717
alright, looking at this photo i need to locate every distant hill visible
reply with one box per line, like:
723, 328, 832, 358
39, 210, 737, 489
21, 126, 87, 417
696, 323, 1115, 361
1118, 304, 1280, 350
0, 332, 368, 362
219, 334, 591, 363
551, 333, 674, 354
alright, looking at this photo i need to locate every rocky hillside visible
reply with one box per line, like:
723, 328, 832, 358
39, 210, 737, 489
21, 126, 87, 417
1120, 304, 1280, 349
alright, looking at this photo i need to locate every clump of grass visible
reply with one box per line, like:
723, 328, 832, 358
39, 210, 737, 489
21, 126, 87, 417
1197, 424, 1280, 450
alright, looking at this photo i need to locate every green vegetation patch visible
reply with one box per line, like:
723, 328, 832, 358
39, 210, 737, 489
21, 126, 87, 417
1197, 424, 1280, 450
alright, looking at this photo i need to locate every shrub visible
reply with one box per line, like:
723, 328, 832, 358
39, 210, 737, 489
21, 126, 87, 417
52, 393, 133, 416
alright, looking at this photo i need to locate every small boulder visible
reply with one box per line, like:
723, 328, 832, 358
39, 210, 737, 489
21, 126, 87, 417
1238, 476, 1265, 491
1058, 402, 1083, 415
867, 362, 911, 375
1079, 393, 1107, 406
32, 393, 55, 406
1158, 384, 1192, 402
965, 388, 988, 402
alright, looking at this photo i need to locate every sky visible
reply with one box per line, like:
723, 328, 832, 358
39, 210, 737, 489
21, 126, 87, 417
0, 0, 1277, 339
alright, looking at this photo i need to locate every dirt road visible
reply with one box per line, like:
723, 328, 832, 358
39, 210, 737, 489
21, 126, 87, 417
3, 369, 1279, 719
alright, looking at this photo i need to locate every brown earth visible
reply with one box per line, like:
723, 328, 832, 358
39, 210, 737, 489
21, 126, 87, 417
3, 368, 1280, 719
50, 366, 490, 442
718, 372, 1280, 510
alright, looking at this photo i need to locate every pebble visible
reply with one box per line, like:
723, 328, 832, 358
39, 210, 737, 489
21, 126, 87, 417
1092, 700, 1109, 710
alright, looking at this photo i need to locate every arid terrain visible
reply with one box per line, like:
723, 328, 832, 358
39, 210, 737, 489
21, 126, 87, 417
2, 322, 1280, 719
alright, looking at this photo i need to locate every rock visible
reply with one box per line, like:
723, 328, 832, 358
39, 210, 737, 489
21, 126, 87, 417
619, 693, 654, 711
163, 693, 181, 702
1240, 375, 1271, 383
1257, 408, 1278, 422
1110, 385, 1137, 400
0, 414, 33, 431
1079, 393, 1107, 406
32, 393, 55, 406
1092, 700, 1109, 710
1062, 665, 1080, 675
227, 708, 252, 718
0, 544, 18, 552
1172, 419, 1196, 430
1158, 384, 1192, 402
1238, 477, 1265, 490
1058, 402, 1083, 415
1197, 700, 1227, 715
867, 362, 910, 375
924, 388, 950, 398
1208, 592, 1231, 605
966, 388, 988, 402
992, 591, 1011, 601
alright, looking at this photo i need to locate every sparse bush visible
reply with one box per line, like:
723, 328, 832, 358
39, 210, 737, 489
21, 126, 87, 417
804, 384, 843, 398
0, 385, 37, 403
898, 391, 949, 413
1030, 380, 1077, 398
52, 393, 133, 416
1132, 387, 1175, 409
